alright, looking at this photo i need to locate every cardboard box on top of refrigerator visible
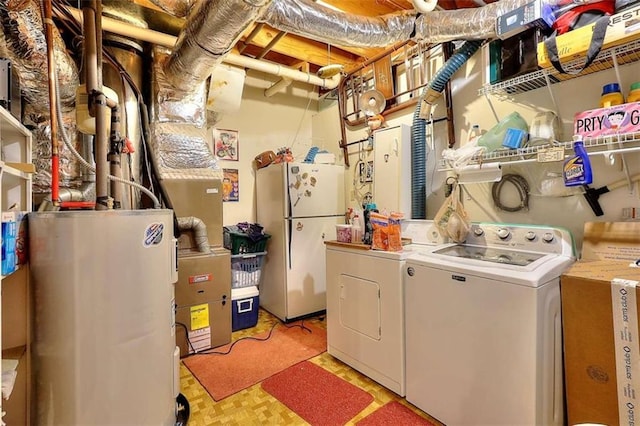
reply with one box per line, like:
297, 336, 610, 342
537, 3, 640, 69
561, 222, 640, 425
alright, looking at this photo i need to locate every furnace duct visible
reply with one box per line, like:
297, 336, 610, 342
0, 0, 78, 114
147, 0, 196, 18
163, 0, 273, 92
177, 216, 209, 253
259, 0, 416, 47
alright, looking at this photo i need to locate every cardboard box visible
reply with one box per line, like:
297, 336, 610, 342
574, 101, 640, 138
175, 300, 231, 357
537, 4, 640, 69
561, 260, 640, 425
162, 179, 223, 250
582, 221, 640, 261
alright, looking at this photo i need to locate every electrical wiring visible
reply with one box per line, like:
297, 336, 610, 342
492, 173, 530, 212
176, 321, 196, 354
180, 320, 314, 358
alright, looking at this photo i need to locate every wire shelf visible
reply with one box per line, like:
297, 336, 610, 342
479, 39, 640, 99
438, 131, 640, 169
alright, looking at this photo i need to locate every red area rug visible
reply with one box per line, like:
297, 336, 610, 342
261, 360, 373, 426
357, 401, 435, 425
183, 323, 326, 401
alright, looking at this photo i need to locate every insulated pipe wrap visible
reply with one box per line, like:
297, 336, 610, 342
147, 0, 195, 18
260, 0, 416, 47
164, 0, 273, 92
0, 0, 78, 113
415, 0, 530, 43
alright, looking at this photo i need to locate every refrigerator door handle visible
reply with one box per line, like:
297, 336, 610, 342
288, 219, 293, 270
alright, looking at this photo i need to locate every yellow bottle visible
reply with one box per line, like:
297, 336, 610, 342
627, 82, 640, 104
600, 83, 624, 108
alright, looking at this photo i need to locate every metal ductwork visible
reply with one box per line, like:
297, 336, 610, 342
0, 0, 78, 114
415, 0, 531, 43
260, 0, 417, 47
163, 0, 273, 92
177, 216, 209, 253
147, 0, 196, 18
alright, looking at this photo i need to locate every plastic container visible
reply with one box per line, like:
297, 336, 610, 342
563, 135, 593, 187
351, 217, 362, 244
477, 112, 529, 153
223, 230, 271, 254
627, 82, 640, 103
231, 286, 259, 331
600, 83, 624, 108
336, 224, 352, 243
231, 251, 266, 288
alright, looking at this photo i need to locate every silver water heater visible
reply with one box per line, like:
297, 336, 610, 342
29, 210, 179, 425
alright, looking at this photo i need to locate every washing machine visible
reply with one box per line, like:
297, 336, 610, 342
325, 220, 447, 396
404, 223, 575, 426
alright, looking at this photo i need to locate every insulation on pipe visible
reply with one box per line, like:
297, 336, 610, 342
259, 0, 416, 47
164, 0, 273, 92
415, 0, 531, 43
147, 0, 196, 18
0, 0, 78, 114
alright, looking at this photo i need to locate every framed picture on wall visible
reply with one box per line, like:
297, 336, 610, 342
222, 168, 239, 202
213, 128, 239, 161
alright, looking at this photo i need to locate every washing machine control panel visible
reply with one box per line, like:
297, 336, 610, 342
465, 223, 574, 256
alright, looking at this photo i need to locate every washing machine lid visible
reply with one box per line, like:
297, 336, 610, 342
407, 244, 575, 287
433, 244, 545, 267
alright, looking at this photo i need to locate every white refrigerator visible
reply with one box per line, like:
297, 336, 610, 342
256, 162, 345, 321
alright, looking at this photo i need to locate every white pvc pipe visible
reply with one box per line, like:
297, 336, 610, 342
65, 6, 341, 89
411, 0, 438, 13
264, 77, 292, 97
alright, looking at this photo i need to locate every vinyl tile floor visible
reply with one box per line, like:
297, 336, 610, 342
180, 308, 443, 425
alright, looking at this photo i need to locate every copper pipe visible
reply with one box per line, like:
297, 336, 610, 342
41, 0, 60, 205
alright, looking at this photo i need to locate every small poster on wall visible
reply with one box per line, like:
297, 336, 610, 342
223, 168, 239, 202
213, 128, 239, 161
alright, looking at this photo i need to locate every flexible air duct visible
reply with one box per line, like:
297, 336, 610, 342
414, 0, 530, 43
411, 40, 483, 219
177, 216, 209, 253
0, 0, 78, 114
164, 0, 273, 92
147, 0, 195, 18
260, 0, 416, 47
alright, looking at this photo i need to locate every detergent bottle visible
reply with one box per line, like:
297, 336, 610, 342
563, 135, 592, 186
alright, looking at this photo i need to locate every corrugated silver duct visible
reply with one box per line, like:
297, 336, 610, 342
177, 216, 209, 253
147, 0, 195, 18
152, 46, 207, 127
26, 108, 82, 194
163, 0, 273, 92
0, 0, 78, 114
149, 123, 221, 180
260, 0, 416, 47
415, 0, 531, 43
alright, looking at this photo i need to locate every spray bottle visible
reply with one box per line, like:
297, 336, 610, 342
563, 135, 592, 186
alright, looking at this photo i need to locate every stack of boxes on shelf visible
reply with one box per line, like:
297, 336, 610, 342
1, 211, 27, 276
225, 228, 270, 332
163, 179, 231, 357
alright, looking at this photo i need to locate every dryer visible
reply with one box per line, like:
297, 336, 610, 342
404, 223, 575, 426
325, 220, 447, 396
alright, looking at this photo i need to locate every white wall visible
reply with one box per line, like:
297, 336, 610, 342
309, 47, 640, 254
212, 71, 319, 226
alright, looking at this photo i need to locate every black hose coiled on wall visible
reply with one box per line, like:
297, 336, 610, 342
411, 40, 483, 219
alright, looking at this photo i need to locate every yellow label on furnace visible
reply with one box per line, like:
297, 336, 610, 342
190, 304, 210, 330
